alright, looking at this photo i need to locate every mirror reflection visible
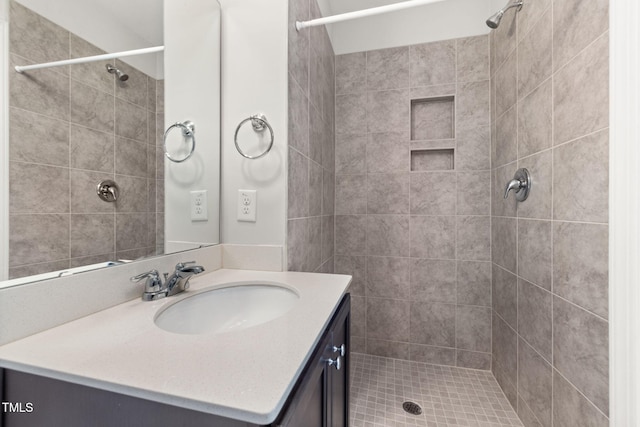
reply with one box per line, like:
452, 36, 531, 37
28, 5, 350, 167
3, 0, 220, 286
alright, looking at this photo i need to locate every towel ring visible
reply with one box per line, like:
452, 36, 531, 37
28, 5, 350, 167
234, 114, 274, 159
164, 120, 196, 163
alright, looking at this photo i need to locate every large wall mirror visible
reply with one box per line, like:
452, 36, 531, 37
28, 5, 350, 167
0, 0, 221, 287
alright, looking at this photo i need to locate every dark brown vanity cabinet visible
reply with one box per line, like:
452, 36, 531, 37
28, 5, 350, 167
276, 293, 350, 427
0, 294, 351, 427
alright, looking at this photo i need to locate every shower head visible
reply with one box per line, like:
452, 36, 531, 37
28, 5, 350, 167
486, 0, 523, 29
106, 64, 129, 82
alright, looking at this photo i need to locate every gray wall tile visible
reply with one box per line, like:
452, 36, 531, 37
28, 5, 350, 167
457, 216, 491, 261
367, 173, 409, 214
309, 161, 323, 216
410, 301, 455, 347
70, 80, 114, 133
367, 132, 410, 173
410, 172, 456, 215
553, 370, 609, 427
367, 338, 410, 360
553, 33, 609, 145
115, 137, 147, 178
553, 297, 609, 415
517, 9, 552, 98
457, 305, 491, 352
287, 0, 309, 95
518, 279, 552, 362
366, 256, 410, 299
553, 129, 609, 223
457, 261, 491, 307
518, 338, 552, 427
367, 298, 410, 342
288, 75, 309, 155
69, 214, 114, 258
336, 93, 367, 135
553, 222, 608, 319
553, 0, 609, 71
70, 125, 114, 172
493, 313, 518, 395
9, 214, 69, 266
288, 148, 309, 218
335, 215, 367, 255
517, 150, 552, 220
287, 218, 308, 272
336, 133, 366, 174
410, 344, 456, 366
335, 256, 366, 296
410, 215, 455, 259
492, 216, 517, 273
336, 52, 366, 95
517, 219, 552, 290
457, 80, 491, 129
410, 259, 456, 303
115, 60, 148, 108
457, 171, 490, 215
410, 40, 456, 87
493, 264, 518, 330
367, 89, 410, 133
495, 52, 517, 117
495, 105, 517, 167
366, 47, 410, 91
456, 126, 491, 170
10, 54, 70, 121
518, 79, 552, 159
9, 107, 69, 166
457, 36, 489, 83
457, 350, 491, 370
367, 215, 409, 257
335, 174, 367, 215
10, 162, 69, 213
115, 98, 147, 142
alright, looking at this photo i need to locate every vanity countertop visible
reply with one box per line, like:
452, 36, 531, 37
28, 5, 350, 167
0, 269, 352, 425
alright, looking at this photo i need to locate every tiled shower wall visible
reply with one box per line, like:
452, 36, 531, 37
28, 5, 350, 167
333, 37, 492, 370
490, 0, 609, 426
287, 0, 336, 274
8, 1, 165, 279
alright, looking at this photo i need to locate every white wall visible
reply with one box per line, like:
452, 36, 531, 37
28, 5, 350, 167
13, 0, 162, 78
325, 0, 493, 54
164, 0, 221, 252
218, 0, 288, 251
0, 0, 8, 281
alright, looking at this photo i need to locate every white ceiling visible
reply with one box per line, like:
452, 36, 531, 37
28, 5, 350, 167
90, 0, 163, 46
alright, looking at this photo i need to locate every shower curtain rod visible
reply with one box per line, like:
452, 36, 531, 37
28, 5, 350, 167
14, 45, 165, 73
296, 0, 448, 30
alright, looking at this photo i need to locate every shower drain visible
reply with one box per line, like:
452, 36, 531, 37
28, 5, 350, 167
402, 401, 423, 415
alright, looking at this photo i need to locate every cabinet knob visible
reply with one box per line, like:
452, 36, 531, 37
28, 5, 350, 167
326, 356, 342, 371
332, 344, 346, 357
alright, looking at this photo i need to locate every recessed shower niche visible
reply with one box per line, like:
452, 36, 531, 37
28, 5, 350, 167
410, 96, 455, 171
410, 96, 455, 141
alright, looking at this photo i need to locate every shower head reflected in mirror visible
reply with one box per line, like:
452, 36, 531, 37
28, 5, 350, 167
486, 0, 523, 29
106, 64, 129, 81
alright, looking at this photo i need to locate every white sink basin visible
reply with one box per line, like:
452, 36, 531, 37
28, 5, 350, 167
154, 283, 299, 335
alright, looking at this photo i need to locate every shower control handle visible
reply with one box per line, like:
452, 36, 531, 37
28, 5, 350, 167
503, 168, 531, 202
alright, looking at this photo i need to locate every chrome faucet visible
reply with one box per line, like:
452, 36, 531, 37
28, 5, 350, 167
131, 261, 205, 301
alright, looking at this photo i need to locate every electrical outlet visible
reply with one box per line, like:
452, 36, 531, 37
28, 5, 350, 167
190, 190, 208, 221
237, 189, 257, 222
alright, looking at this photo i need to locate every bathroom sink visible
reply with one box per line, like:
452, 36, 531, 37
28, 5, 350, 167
154, 283, 299, 335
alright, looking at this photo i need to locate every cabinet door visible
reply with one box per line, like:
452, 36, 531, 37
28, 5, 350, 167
277, 331, 331, 427
329, 295, 350, 427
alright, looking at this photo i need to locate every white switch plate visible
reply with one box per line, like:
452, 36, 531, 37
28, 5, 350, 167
237, 189, 257, 222
190, 190, 208, 221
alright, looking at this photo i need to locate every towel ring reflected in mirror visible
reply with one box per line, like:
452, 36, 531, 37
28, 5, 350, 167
163, 120, 196, 163
234, 114, 274, 159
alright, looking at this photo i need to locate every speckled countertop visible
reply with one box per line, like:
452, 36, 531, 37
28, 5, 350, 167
0, 269, 352, 424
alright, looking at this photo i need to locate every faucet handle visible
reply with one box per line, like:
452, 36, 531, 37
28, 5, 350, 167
175, 261, 196, 270
130, 270, 162, 292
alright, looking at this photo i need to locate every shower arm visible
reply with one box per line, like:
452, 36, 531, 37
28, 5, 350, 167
14, 46, 164, 74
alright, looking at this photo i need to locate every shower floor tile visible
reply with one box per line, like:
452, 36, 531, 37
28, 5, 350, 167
349, 353, 523, 427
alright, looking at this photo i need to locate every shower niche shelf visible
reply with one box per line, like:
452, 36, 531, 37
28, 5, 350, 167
411, 96, 455, 141
411, 148, 455, 171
